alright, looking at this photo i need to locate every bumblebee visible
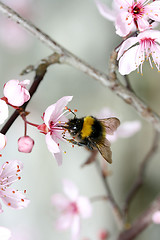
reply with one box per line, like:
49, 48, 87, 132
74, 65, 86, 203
64, 115, 120, 163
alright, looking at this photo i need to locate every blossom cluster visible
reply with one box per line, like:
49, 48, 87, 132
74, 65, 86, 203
96, 0, 160, 75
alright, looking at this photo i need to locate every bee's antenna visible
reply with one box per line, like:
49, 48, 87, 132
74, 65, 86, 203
65, 106, 77, 118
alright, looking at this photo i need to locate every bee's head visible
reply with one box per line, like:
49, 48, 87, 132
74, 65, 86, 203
66, 118, 83, 136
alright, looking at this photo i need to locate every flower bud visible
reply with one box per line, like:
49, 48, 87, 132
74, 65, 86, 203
18, 136, 34, 153
3, 79, 30, 107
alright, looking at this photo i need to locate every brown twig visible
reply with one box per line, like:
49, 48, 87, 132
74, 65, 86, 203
123, 130, 159, 219
0, 2, 160, 131
118, 195, 160, 240
95, 160, 123, 230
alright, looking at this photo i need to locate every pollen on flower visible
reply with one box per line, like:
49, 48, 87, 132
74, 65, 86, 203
24, 190, 26, 193
64, 151, 66, 154
12, 191, 15, 194
18, 176, 21, 180
21, 199, 24, 202
8, 203, 11, 206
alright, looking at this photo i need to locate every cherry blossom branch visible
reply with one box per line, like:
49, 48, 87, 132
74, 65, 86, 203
95, 160, 123, 230
123, 130, 159, 218
0, 53, 60, 134
0, 2, 160, 132
118, 195, 160, 240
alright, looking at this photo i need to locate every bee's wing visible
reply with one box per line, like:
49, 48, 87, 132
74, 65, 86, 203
96, 138, 112, 163
100, 117, 120, 135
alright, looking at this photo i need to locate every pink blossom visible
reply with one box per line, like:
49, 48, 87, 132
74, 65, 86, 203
0, 226, 11, 240
3, 80, 30, 107
18, 136, 34, 153
98, 108, 141, 142
0, 160, 30, 212
115, 0, 160, 37
152, 211, 160, 224
96, 0, 160, 37
0, 134, 7, 151
51, 179, 92, 240
0, 99, 8, 124
38, 96, 73, 166
117, 30, 160, 75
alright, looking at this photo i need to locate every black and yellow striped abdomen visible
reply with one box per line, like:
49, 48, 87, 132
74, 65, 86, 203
80, 116, 105, 141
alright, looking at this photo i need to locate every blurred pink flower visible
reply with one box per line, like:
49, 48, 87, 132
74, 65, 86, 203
98, 108, 141, 142
96, 0, 160, 37
117, 30, 160, 75
107, 121, 141, 142
152, 211, 160, 224
18, 136, 34, 153
38, 96, 73, 166
51, 179, 92, 240
3, 79, 30, 107
0, 160, 30, 212
0, 99, 8, 124
0, 133, 7, 151
0, 0, 33, 50
0, 226, 11, 240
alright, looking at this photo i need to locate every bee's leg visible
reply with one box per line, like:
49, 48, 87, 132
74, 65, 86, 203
63, 136, 86, 147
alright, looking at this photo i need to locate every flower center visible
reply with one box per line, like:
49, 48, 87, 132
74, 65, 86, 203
69, 202, 79, 214
129, 2, 144, 18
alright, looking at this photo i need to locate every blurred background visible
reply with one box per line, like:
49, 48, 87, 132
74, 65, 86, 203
0, 0, 160, 239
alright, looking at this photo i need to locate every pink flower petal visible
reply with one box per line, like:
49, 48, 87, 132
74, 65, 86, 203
0, 100, 8, 124
146, 1, 160, 22
56, 212, 73, 230
0, 134, 7, 151
71, 215, 80, 240
45, 133, 60, 154
116, 121, 141, 138
51, 193, 69, 210
115, 12, 134, 37
0, 188, 30, 209
3, 79, 30, 106
118, 45, 139, 75
117, 37, 139, 60
95, 0, 115, 21
54, 152, 63, 166
63, 179, 79, 201
77, 196, 92, 218
0, 203, 3, 214
44, 96, 73, 127
152, 211, 160, 224
0, 160, 23, 187
0, 226, 11, 240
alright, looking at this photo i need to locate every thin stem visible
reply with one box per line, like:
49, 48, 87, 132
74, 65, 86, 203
95, 160, 123, 230
0, 2, 160, 131
118, 195, 160, 240
123, 130, 159, 219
